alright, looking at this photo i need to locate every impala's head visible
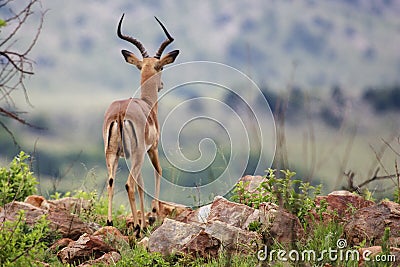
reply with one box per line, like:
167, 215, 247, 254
117, 14, 179, 91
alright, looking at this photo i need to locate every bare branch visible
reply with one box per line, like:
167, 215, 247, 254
0, 0, 45, 142
0, 51, 34, 74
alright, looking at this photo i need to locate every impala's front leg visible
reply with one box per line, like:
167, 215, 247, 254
106, 152, 118, 226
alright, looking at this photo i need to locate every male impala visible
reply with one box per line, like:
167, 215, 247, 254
103, 14, 179, 233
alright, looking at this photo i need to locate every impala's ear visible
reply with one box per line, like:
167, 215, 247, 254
121, 49, 143, 69
159, 50, 179, 67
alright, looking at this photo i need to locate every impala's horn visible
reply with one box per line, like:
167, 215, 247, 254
117, 13, 149, 58
154, 16, 174, 59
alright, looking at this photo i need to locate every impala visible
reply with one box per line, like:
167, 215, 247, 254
103, 14, 179, 233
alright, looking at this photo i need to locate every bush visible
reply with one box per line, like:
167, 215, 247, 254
0, 210, 50, 266
231, 169, 322, 225
0, 151, 38, 206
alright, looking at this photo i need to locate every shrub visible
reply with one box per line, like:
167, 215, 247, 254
231, 169, 322, 225
0, 151, 38, 206
0, 210, 50, 266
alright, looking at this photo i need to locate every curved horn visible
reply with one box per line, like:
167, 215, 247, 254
154, 16, 174, 59
117, 14, 149, 58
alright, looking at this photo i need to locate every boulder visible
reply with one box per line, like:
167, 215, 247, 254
49, 238, 74, 253
148, 196, 306, 257
47, 197, 92, 213
156, 199, 193, 222
184, 204, 211, 224
148, 218, 204, 255
181, 230, 220, 258
204, 220, 260, 253
247, 202, 305, 245
0, 201, 98, 240
24, 195, 48, 209
344, 200, 400, 246
57, 233, 118, 265
207, 196, 256, 229
315, 190, 374, 222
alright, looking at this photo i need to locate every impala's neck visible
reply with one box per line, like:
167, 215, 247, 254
139, 71, 161, 108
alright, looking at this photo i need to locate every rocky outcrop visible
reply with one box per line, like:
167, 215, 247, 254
57, 233, 117, 265
344, 200, 400, 246
0, 200, 98, 240
315, 190, 374, 222
148, 196, 303, 257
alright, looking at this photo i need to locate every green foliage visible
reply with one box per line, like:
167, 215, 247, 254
0, 19, 6, 27
381, 227, 390, 256
394, 187, 400, 204
231, 168, 322, 225
271, 221, 352, 266
0, 151, 38, 206
0, 210, 50, 266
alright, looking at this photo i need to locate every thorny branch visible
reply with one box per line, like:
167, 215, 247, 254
0, 0, 45, 142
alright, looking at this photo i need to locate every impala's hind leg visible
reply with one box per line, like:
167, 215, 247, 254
125, 150, 146, 237
106, 152, 119, 226
148, 146, 162, 224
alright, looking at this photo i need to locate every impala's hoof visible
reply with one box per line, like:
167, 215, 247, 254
149, 216, 156, 226
134, 224, 141, 239
106, 220, 113, 226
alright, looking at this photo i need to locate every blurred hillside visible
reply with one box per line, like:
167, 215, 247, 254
1, 0, 400, 205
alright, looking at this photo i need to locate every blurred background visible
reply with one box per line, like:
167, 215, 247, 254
1, 0, 400, 207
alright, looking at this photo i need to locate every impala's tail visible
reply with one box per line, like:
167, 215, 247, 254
121, 117, 138, 159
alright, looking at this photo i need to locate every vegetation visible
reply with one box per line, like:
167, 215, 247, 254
0, 151, 38, 206
0, 211, 50, 266
1, 153, 398, 266
231, 168, 322, 225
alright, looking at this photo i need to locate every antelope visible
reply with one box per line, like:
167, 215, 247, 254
103, 14, 179, 233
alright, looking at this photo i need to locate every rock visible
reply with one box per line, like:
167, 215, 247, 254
184, 204, 211, 224
181, 230, 220, 258
24, 195, 48, 209
0, 201, 46, 225
267, 207, 305, 245
148, 218, 204, 255
46, 208, 98, 240
47, 197, 92, 213
148, 196, 306, 257
49, 238, 74, 253
315, 190, 374, 222
156, 199, 193, 222
77, 251, 121, 267
57, 233, 117, 265
0, 201, 98, 240
207, 196, 256, 229
204, 220, 260, 254
344, 200, 400, 246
